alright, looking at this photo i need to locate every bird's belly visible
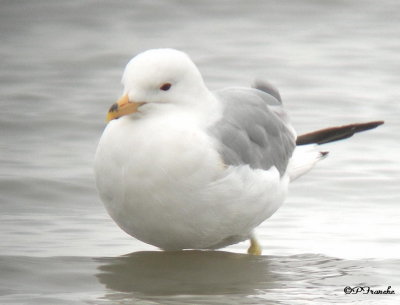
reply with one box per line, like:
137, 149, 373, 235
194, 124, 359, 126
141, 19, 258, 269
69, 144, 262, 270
95, 117, 225, 247
95, 117, 288, 250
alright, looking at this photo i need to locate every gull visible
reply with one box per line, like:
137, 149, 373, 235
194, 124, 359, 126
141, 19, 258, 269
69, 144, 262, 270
94, 48, 383, 255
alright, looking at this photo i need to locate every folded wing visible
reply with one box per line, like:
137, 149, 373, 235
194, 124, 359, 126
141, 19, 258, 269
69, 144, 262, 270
210, 82, 296, 176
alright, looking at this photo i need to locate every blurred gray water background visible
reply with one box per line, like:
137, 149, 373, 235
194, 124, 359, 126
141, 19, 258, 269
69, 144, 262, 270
1, 0, 399, 304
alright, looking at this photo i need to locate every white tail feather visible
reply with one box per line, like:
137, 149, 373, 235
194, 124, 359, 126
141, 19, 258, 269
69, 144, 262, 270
287, 145, 328, 181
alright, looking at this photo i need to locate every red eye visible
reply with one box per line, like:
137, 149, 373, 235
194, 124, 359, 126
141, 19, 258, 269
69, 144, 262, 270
160, 83, 171, 91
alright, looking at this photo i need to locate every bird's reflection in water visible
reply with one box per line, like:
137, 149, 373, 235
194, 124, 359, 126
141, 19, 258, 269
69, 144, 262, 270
95, 251, 396, 304
96, 250, 280, 296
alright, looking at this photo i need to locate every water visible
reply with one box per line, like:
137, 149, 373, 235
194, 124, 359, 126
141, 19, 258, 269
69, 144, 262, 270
1, 0, 399, 304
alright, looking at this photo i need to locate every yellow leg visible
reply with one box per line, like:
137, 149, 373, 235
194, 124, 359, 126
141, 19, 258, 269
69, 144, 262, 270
247, 236, 262, 255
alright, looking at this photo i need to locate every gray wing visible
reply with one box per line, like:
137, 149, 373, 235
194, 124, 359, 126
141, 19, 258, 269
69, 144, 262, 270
209, 81, 296, 176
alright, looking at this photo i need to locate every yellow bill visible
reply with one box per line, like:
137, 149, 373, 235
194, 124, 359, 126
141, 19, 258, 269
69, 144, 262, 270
106, 94, 145, 122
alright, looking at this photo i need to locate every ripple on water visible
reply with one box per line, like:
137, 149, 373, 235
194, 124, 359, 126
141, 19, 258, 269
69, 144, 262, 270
1, 252, 399, 304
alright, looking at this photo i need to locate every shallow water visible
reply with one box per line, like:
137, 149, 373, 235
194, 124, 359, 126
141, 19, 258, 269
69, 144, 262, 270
1, 252, 399, 305
1, 0, 400, 304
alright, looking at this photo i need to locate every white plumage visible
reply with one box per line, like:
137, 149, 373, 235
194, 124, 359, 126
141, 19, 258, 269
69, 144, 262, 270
94, 48, 324, 254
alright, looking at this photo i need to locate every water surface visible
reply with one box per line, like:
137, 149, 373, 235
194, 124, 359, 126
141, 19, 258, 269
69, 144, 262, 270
1, 0, 399, 304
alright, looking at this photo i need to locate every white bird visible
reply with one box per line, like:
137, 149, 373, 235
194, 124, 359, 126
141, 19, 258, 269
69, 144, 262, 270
94, 48, 383, 255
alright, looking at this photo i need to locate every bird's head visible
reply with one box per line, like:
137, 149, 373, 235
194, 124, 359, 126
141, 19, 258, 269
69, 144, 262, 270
106, 48, 208, 122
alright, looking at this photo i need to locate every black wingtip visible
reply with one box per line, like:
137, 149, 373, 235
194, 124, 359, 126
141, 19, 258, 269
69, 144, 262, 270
352, 120, 384, 132
296, 120, 384, 146
366, 120, 384, 128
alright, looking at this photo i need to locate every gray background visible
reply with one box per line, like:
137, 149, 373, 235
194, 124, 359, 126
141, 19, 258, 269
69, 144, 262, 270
1, 1, 399, 304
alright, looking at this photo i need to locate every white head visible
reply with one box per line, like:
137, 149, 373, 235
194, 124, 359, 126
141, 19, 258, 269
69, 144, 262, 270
107, 49, 210, 122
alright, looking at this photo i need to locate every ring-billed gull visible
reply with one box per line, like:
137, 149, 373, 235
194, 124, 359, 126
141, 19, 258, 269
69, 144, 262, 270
94, 48, 383, 255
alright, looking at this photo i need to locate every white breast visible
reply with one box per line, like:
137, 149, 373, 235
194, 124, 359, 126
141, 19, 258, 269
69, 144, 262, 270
94, 109, 288, 250
95, 111, 222, 245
